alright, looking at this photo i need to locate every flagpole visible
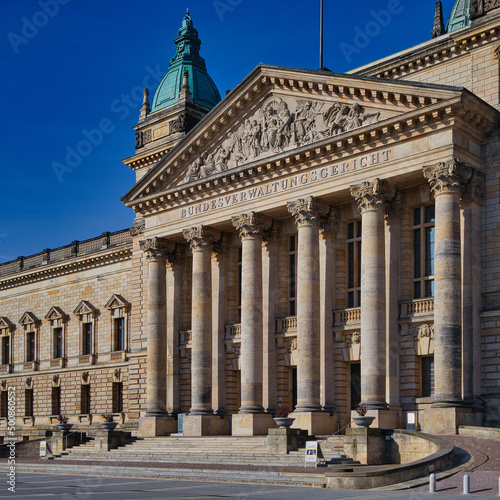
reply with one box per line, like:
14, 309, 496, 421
319, 0, 324, 69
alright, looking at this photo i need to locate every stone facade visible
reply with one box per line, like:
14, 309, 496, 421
1, 6, 500, 439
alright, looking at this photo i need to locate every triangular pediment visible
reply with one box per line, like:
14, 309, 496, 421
44, 306, 68, 321
121, 65, 476, 208
18, 312, 40, 326
0, 317, 14, 331
105, 294, 130, 311
73, 300, 97, 316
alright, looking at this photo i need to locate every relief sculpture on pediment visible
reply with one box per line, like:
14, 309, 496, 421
182, 96, 381, 184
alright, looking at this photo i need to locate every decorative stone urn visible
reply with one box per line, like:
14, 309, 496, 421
101, 421, 118, 431
57, 423, 73, 432
352, 416, 375, 428
273, 417, 295, 429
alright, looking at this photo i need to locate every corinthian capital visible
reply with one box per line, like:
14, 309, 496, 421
139, 237, 173, 262
350, 178, 396, 213
183, 225, 220, 252
287, 196, 329, 227
232, 212, 270, 239
422, 159, 473, 197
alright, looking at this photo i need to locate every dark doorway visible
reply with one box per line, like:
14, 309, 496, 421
291, 366, 297, 410
350, 363, 361, 410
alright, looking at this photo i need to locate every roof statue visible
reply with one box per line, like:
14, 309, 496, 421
150, 10, 221, 113
432, 0, 446, 37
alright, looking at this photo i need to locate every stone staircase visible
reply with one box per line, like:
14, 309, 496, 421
57, 434, 356, 467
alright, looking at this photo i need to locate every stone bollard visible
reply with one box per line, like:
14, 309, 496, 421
463, 474, 470, 495
429, 473, 436, 493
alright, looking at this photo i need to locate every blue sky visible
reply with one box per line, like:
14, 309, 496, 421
1, 0, 459, 263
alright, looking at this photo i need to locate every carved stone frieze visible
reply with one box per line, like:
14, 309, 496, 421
350, 178, 396, 213
422, 159, 473, 196
287, 196, 329, 227
182, 96, 382, 184
286, 338, 297, 353
463, 168, 485, 203
139, 237, 174, 262
129, 218, 145, 237
232, 212, 270, 239
470, 0, 500, 20
418, 323, 434, 340
416, 323, 434, 356
182, 226, 220, 252
345, 331, 361, 348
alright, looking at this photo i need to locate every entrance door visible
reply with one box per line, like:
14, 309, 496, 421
350, 363, 361, 410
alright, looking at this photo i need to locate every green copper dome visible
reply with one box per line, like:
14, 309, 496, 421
447, 0, 471, 32
151, 10, 221, 113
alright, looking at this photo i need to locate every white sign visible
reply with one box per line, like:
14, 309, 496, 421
39, 441, 47, 459
305, 441, 318, 467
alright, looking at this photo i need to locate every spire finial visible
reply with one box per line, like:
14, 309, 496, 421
431, 0, 445, 38
139, 88, 150, 121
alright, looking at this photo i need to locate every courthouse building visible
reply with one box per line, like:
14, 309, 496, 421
1, 0, 500, 437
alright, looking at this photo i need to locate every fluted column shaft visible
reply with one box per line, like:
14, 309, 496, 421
351, 179, 395, 410
140, 237, 170, 416
183, 226, 217, 415
288, 198, 328, 412
232, 213, 266, 413
423, 160, 473, 407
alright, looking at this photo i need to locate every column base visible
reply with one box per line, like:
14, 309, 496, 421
289, 411, 336, 435
422, 406, 473, 434
183, 414, 228, 436
351, 409, 400, 430
231, 413, 277, 436
138, 414, 178, 437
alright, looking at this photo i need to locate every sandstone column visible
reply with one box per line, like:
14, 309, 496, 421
423, 160, 473, 407
139, 237, 177, 436
231, 213, 275, 435
182, 226, 227, 435
287, 197, 335, 434
350, 178, 395, 413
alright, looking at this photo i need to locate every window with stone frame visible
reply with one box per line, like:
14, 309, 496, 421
45, 307, 68, 360
413, 205, 435, 299
18, 312, 40, 364
0, 317, 13, 366
51, 386, 61, 415
346, 221, 362, 308
105, 295, 130, 352
288, 234, 297, 316
25, 388, 33, 417
73, 301, 98, 357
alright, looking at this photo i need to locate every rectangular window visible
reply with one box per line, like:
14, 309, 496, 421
81, 385, 91, 414
347, 221, 362, 308
422, 356, 435, 397
237, 247, 242, 323
114, 318, 125, 351
413, 206, 435, 299
0, 391, 7, 418
51, 386, 61, 415
27, 332, 35, 362
289, 235, 297, 316
83, 323, 92, 355
112, 382, 123, 413
25, 389, 33, 417
2, 337, 10, 365
53, 327, 63, 359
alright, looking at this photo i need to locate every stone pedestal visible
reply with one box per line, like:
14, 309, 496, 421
267, 427, 308, 454
288, 411, 336, 435
183, 414, 228, 436
231, 413, 276, 436
351, 409, 399, 430
94, 429, 132, 451
423, 406, 473, 435
139, 415, 178, 437
344, 427, 386, 465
